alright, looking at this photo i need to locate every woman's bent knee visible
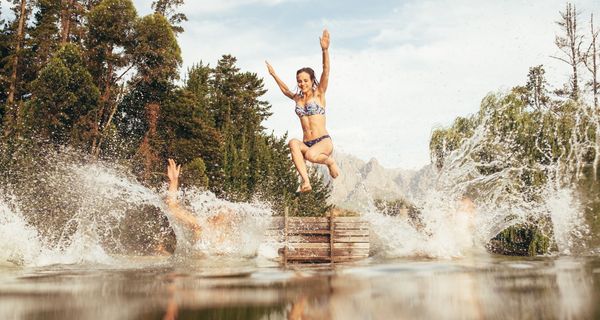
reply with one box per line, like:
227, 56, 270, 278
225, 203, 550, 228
288, 139, 301, 149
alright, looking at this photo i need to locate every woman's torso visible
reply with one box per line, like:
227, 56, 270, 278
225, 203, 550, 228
294, 92, 328, 141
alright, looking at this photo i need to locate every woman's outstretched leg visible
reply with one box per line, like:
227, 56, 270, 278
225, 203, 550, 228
289, 139, 311, 192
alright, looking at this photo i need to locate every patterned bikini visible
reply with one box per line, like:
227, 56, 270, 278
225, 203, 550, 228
295, 99, 331, 147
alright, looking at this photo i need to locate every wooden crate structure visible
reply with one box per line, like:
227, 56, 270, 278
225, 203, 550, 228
266, 210, 370, 264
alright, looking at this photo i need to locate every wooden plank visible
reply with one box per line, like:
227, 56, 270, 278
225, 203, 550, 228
287, 243, 330, 249
288, 223, 330, 230
333, 217, 364, 222
288, 247, 328, 256
335, 236, 370, 243
334, 225, 369, 230
284, 207, 289, 266
287, 235, 329, 243
333, 248, 370, 256
333, 242, 370, 249
334, 230, 369, 236
332, 256, 369, 262
288, 217, 329, 223
286, 256, 331, 261
330, 210, 334, 266
287, 230, 330, 235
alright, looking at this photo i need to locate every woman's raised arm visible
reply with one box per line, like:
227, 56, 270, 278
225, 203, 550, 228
266, 61, 295, 99
318, 29, 330, 94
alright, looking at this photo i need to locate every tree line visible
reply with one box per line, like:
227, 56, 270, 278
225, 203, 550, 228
429, 3, 600, 254
0, 0, 331, 217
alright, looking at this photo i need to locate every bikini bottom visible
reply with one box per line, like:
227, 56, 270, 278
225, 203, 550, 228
304, 135, 331, 147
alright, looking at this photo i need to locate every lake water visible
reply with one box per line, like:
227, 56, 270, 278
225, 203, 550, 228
1, 254, 598, 320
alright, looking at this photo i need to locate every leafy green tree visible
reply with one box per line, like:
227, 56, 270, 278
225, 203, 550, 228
3, 0, 32, 137
151, 0, 187, 34
23, 44, 99, 146
85, 0, 137, 156
29, 0, 61, 70
128, 13, 182, 183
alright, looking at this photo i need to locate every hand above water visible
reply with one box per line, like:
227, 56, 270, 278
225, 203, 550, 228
167, 158, 181, 184
265, 60, 275, 76
320, 29, 330, 50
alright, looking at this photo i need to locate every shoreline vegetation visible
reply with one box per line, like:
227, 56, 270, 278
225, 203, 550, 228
0, 0, 332, 221
0, 1, 597, 256
428, 3, 600, 255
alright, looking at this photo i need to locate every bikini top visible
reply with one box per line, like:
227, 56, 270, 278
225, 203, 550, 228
295, 100, 326, 117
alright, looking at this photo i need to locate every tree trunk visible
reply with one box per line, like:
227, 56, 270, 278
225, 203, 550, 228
90, 51, 113, 158
591, 14, 598, 109
137, 103, 161, 181
5, 0, 28, 136
568, 4, 580, 101
60, 0, 73, 44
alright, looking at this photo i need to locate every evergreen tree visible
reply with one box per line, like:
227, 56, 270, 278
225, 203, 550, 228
0, 2, 8, 124
24, 44, 100, 146
85, 0, 137, 156
151, 0, 186, 34
3, 0, 31, 137
129, 13, 181, 183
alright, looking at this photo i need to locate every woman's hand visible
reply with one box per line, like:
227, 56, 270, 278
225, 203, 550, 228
265, 60, 275, 75
320, 29, 330, 50
167, 158, 181, 184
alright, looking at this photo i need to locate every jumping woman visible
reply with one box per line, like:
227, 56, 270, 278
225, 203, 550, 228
265, 29, 340, 193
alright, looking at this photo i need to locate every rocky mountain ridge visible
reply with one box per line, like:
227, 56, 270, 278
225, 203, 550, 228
318, 151, 437, 212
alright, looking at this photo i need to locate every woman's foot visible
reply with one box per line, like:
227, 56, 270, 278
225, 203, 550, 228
327, 159, 340, 178
300, 181, 312, 193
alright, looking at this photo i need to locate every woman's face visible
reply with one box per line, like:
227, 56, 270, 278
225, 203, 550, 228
296, 72, 313, 94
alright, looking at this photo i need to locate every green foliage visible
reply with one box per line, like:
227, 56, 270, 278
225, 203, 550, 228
28, 0, 60, 69
430, 64, 600, 255
24, 44, 99, 146
151, 0, 187, 33
0, 0, 332, 227
181, 157, 209, 189
132, 13, 181, 84
488, 222, 552, 256
291, 168, 333, 217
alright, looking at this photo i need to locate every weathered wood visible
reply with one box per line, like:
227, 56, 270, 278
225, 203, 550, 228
332, 256, 369, 262
329, 210, 334, 266
266, 212, 370, 264
334, 229, 369, 236
333, 242, 370, 249
335, 236, 370, 243
287, 235, 329, 243
287, 230, 330, 235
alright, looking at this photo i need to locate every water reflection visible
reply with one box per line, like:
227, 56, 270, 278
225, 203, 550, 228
0, 256, 598, 320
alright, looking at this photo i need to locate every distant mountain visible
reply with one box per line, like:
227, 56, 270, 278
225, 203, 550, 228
317, 151, 437, 212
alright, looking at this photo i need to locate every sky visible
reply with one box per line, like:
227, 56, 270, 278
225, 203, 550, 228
3, 0, 600, 169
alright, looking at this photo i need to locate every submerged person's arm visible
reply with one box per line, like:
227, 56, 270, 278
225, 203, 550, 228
166, 159, 202, 240
265, 61, 295, 99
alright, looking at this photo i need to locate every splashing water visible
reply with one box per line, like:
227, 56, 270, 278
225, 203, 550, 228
0, 196, 42, 266
185, 190, 272, 257
0, 152, 274, 267
365, 95, 596, 258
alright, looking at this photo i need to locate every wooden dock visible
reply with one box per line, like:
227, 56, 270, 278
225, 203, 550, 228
266, 209, 370, 264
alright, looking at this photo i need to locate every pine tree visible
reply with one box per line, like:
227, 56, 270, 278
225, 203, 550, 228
4, 0, 31, 137
129, 13, 182, 183
24, 44, 100, 146
151, 0, 187, 34
85, 0, 137, 156
29, 0, 61, 77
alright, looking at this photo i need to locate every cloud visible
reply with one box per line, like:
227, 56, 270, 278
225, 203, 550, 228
141, 0, 600, 169
180, 0, 299, 15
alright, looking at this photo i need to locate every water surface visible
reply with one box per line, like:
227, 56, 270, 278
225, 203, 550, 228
1, 255, 598, 320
